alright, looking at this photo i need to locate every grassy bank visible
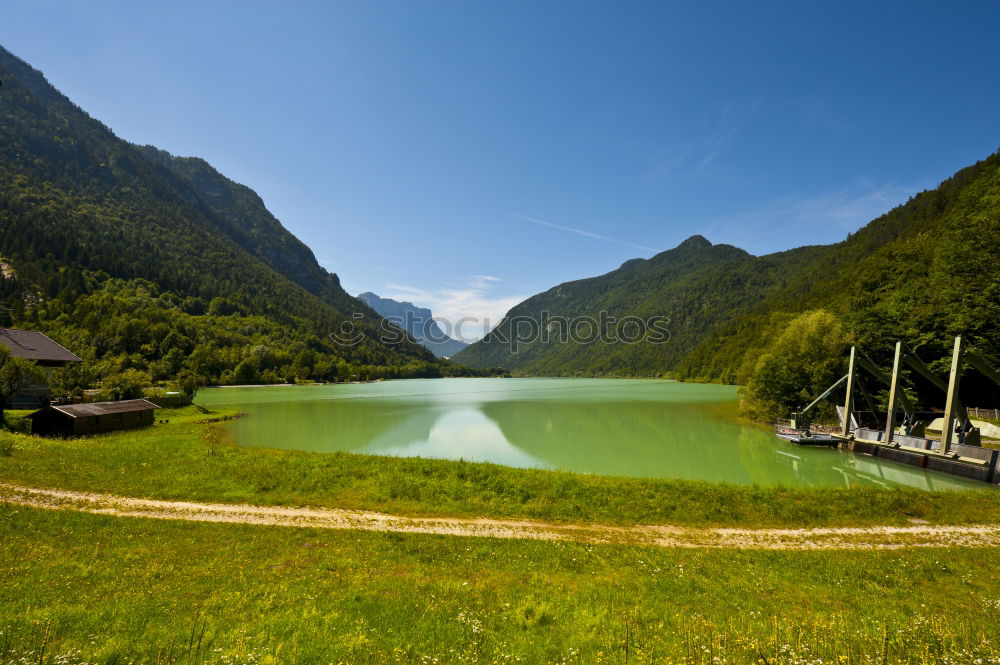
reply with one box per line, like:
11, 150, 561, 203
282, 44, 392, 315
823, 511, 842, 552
4, 407, 1000, 664
0, 409, 34, 435
2, 407, 1000, 527
2, 504, 999, 665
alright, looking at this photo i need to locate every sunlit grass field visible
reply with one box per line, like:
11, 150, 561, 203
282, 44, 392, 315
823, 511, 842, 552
3, 504, 1000, 665
1, 406, 999, 528
3, 407, 1000, 664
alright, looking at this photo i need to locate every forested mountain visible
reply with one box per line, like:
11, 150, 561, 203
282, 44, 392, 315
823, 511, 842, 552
357, 292, 468, 358
3, 42, 997, 412
453, 235, 827, 375
456, 151, 1000, 409
0, 45, 457, 392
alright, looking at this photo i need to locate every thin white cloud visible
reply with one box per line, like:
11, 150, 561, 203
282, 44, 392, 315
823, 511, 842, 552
641, 103, 744, 181
698, 129, 737, 168
469, 275, 501, 288
696, 180, 930, 253
380, 276, 528, 343
508, 213, 660, 253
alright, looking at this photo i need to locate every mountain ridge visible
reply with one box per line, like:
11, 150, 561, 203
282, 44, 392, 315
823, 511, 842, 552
357, 292, 468, 358
0, 44, 446, 388
455, 153, 1000, 403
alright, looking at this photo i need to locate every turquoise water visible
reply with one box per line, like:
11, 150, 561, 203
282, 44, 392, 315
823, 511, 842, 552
197, 378, 983, 490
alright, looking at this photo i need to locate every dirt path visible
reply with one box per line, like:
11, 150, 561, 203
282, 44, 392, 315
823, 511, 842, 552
3, 482, 1000, 550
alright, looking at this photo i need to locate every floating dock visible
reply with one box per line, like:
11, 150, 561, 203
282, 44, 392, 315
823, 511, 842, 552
777, 426, 999, 484
845, 428, 999, 484
776, 336, 1000, 486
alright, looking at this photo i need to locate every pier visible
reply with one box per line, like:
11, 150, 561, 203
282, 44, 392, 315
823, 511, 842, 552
781, 336, 1000, 485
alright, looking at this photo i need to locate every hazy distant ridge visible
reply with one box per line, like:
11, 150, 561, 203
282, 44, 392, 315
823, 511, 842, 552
358, 292, 468, 358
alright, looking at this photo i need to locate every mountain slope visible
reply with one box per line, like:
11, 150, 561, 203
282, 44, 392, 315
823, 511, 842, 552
456, 151, 1000, 393
454, 235, 826, 375
0, 44, 437, 387
135, 146, 360, 314
357, 292, 468, 358
675, 152, 1000, 388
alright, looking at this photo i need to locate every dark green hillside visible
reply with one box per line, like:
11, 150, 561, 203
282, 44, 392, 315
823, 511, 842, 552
0, 45, 440, 389
135, 146, 361, 314
457, 151, 1000, 409
677, 152, 1000, 386
455, 235, 828, 376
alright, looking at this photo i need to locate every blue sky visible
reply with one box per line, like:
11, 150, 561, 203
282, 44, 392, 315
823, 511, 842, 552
4, 0, 999, 339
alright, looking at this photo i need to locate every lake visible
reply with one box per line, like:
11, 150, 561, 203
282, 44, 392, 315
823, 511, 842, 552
197, 377, 982, 490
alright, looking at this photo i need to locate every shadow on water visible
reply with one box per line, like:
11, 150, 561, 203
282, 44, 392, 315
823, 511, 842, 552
205, 379, 983, 490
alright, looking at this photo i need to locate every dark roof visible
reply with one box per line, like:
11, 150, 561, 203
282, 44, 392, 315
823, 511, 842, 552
39, 399, 161, 419
0, 329, 82, 364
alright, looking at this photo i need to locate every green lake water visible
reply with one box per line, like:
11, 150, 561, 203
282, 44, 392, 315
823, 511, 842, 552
197, 378, 983, 490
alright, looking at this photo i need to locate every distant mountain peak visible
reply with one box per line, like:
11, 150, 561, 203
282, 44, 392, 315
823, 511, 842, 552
454, 151, 1000, 379
358, 292, 427, 316
678, 234, 712, 249
358, 292, 468, 358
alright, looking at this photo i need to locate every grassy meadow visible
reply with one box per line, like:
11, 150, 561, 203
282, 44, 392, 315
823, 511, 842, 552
3, 406, 1000, 664
0, 406, 999, 527
3, 504, 1000, 665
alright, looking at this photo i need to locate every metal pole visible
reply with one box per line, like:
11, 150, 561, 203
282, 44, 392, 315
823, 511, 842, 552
884, 341, 902, 446
842, 346, 857, 438
941, 336, 963, 456
859, 353, 917, 418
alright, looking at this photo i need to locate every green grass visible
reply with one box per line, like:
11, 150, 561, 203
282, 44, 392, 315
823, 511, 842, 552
1, 406, 999, 528
2, 505, 999, 665
3, 408, 1000, 664
0, 409, 34, 435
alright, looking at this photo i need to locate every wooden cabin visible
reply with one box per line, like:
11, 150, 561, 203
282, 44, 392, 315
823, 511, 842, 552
0, 328, 82, 409
29, 399, 161, 437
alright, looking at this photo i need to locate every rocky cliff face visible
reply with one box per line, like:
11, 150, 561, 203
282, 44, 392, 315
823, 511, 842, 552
358, 292, 469, 358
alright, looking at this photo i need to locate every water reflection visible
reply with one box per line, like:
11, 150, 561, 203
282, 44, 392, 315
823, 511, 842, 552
362, 408, 547, 469
480, 398, 760, 481
203, 379, 985, 490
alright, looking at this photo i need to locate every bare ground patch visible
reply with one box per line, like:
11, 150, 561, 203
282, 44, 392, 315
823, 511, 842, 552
3, 482, 1000, 549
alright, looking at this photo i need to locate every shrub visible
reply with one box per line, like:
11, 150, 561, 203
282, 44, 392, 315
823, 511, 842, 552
740, 310, 851, 421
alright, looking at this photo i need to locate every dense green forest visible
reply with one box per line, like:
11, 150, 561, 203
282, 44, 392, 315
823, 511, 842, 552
456, 151, 1000, 416
0, 45, 496, 395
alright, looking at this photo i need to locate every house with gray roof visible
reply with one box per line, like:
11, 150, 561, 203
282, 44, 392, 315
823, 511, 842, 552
0, 328, 82, 409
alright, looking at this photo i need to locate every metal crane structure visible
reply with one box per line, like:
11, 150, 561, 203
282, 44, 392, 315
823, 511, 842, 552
779, 336, 1000, 484
841, 336, 1000, 452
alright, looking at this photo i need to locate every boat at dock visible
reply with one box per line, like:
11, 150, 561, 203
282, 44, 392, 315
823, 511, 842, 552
774, 424, 840, 447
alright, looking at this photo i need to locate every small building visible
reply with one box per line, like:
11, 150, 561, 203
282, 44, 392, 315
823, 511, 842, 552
29, 399, 161, 437
0, 328, 82, 409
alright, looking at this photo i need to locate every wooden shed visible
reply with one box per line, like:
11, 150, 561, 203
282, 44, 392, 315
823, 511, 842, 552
30, 399, 161, 437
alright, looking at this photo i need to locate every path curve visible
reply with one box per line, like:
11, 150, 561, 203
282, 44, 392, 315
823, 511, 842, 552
3, 483, 1000, 550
